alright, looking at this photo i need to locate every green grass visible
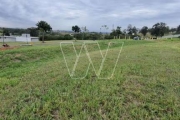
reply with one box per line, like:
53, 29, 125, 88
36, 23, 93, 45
0, 39, 180, 119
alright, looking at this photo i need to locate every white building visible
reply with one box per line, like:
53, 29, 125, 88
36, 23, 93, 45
0, 34, 39, 42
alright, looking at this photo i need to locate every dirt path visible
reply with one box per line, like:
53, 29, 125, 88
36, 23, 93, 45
0, 46, 19, 51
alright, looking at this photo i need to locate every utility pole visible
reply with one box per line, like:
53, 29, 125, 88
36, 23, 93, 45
81, 26, 87, 40
2, 28, 5, 45
26, 34, 28, 44
26, 29, 28, 44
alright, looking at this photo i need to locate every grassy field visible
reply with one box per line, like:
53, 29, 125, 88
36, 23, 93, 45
0, 39, 180, 119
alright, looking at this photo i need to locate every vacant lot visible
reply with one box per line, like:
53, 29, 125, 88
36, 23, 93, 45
0, 39, 179, 119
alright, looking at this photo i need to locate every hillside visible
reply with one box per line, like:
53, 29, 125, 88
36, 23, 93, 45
0, 39, 179, 119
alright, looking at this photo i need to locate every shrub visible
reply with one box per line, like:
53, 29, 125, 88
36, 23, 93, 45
64, 34, 73, 40
104, 35, 113, 39
39, 34, 73, 41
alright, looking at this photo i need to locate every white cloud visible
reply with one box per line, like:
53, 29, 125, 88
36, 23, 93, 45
0, 0, 180, 31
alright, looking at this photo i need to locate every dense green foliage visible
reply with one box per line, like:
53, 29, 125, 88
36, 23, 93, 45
72, 25, 81, 33
36, 21, 52, 43
151, 22, 169, 37
127, 24, 138, 35
140, 26, 148, 37
177, 25, 180, 34
28, 27, 39, 37
39, 34, 73, 41
3, 28, 10, 36
74, 33, 102, 40
0, 28, 27, 36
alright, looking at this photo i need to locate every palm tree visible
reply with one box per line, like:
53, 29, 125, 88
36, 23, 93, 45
101, 25, 108, 39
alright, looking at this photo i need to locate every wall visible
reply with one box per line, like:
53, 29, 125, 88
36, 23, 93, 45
0, 36, 39, 42
16, 37, 31, 42
0, 36, 16, 42
31, 38, 39, 42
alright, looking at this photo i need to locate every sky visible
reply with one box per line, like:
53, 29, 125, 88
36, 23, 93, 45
0, 0, 180, 32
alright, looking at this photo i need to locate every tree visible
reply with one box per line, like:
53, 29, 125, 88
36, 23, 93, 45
165, 26, 170, 34
101, 25, 109, 39
151, 22, 168, 38
81, 26, 88, 33
127, 24, 133, 35
140, 26, 148, 37
123, 29, 127, 35
170, 28, 177, 34
101, 25, 108, 31
72, 25, 81, 33
36, 21, 52, 43
1, 28, 27, 35
28, 27, 39, 37
127, 24, 138, 35
116, 26, 122, 37
81, 26, 88, 40
72, 25, 81, 40
177, 25, 180, 34
110, 26, 122, 39
132, 26, 138, 35
110, 30, 117, 37
3, 28, 10, 36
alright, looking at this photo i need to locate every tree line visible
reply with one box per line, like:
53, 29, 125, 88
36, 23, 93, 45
1, 21, 180, 42
109, 23, 180, 39
72, 22, 180, 40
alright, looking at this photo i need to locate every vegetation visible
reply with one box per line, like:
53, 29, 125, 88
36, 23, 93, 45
151, 22, 169, 38
72, 25, 81, 33
177, 25, 180, 34
110, 26, 122, 39
0, 39, 179, 119
72, 25, 81, 40
0, 28, 31, 36
81, 26, 89, 40
39, 34, 73, 41
3, 29, 10, 36
36, 21, 52, 43
127, 24, 138, 35
140, 26, 148, 38
28, 27, 39, 37
1, 22, 180, 41
101, 25, 109, 34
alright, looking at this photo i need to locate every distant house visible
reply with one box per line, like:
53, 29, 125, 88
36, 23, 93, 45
0, 34, 39, 42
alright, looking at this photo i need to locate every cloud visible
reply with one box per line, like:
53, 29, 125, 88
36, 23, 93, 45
0, 0, 179, 31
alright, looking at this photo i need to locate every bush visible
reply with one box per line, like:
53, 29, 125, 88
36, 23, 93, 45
74, 34, 82, 40
104, 35, 113, 39
64, 34, 73, 40
39, 34, 73, 41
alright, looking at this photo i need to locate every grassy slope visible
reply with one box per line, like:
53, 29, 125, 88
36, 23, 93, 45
0, 40, 179, 119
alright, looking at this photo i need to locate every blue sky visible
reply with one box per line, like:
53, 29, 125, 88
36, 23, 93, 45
0, 0, 179, 32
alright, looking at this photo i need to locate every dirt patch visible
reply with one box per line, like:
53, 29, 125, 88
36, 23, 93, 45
0, 46, 19, 51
